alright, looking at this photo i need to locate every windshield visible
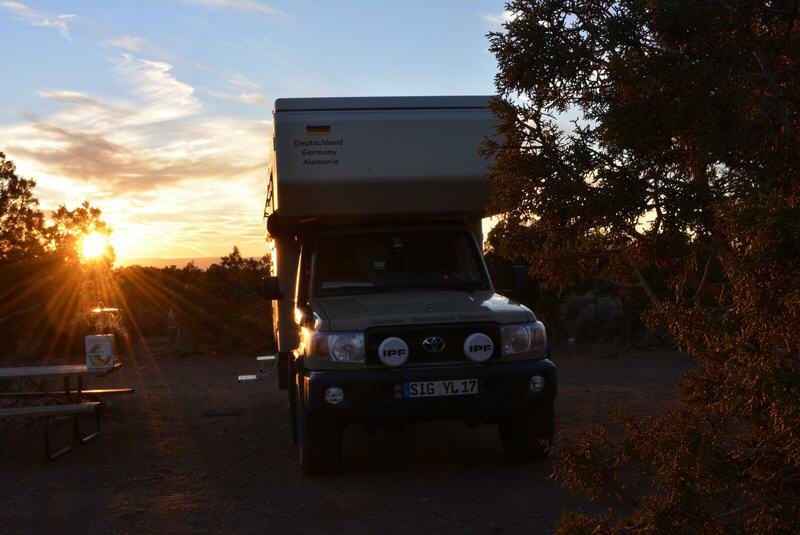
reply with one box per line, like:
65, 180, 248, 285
314, 231, 489, 295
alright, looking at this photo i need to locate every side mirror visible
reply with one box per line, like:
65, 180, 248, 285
511, 265, 530, 293
263, 276, 283, 300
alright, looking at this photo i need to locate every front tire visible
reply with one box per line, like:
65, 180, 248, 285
295, 380, 342, 476
498, 401, 554, 462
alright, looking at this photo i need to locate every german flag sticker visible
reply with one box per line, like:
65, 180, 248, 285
306, 125, 331, 135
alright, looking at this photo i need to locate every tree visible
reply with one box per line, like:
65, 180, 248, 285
487, 1, 800, 532
50, 200, 115, 266
0, 152, 47, 261
209, 246, 269, 305
0, 153, 115, 360
114, 248, 272, 352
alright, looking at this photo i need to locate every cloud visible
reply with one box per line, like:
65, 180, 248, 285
183, 0, 282, 16
1, 1, 74, 38
3, 113, 266, 190
107, 36, 166, 58
224, 71, 260, 89
37, 57, 203, 127
115, 54, 202, 122
0, 54, 271, 260
232, 93, 268, 106
481, 10, 516, 27
37, 90, 98, 105
201, 88, 269, 106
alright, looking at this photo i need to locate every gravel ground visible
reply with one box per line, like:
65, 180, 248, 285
0, 340, 692, 534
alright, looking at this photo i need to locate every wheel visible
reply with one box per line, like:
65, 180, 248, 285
498, 401, 554, 462
295, 380, 342, 476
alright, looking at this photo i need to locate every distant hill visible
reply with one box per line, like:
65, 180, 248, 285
117, 257, 224, 269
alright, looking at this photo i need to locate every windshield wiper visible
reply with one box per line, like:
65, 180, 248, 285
381, 281, 485, 291
319, 286, 385, 295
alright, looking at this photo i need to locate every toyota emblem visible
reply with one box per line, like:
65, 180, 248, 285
422, 336, 446, 353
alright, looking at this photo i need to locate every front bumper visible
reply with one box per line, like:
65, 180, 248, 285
299, 359, 556, 424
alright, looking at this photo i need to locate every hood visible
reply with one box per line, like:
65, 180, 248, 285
311, 290, 535, 331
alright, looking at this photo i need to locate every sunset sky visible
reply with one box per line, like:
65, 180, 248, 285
0, 1, 505, 265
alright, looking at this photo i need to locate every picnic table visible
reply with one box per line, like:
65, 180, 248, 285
0, 362, 133, 459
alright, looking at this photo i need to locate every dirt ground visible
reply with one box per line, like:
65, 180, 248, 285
0, 339, 692, 534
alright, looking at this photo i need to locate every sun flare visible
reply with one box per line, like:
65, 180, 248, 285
80, 232, 109, 262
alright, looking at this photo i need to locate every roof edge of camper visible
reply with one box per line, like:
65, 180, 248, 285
274, 95, 494, 112
266, 211, 478, 237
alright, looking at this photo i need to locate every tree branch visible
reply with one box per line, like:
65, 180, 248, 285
692, 251, 715, 303
620, 244, 661, 306
593, 275, 643, 289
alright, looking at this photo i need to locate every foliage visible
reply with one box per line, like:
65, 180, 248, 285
0, 154, 106, 360
114, 248, 272, 352
0, 152, 48, 261
484, 218, 590, 340
487, 1, 800, 532
51, 201, 114, 266
1, 153, 272, 361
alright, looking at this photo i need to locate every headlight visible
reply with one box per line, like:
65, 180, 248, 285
329, 333, 365, 362
303, 329, 365, 363
501, 321, 547, 356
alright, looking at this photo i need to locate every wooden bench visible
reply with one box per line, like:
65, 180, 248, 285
0, 403, 99, 418
0, 402, 101, 459
0, 362, 121, 380
0, 388, 135, 399
1, 361, 128, 459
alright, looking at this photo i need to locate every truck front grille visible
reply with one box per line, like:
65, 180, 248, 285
364, 322, 501, 365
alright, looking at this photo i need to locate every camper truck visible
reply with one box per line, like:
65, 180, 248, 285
264, 96, 556, 475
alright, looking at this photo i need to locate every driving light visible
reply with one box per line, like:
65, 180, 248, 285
529, 375, 545, 392
463, 332, 494, 363
324, 387, 344, 405
378, 337, 409, 367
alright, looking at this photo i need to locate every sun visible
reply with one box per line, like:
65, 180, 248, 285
80, 232, 109, 262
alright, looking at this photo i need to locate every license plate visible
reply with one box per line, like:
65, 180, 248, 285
402, 379, 479, 399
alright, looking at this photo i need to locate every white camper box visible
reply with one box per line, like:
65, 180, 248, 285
266, 96, 497, 355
